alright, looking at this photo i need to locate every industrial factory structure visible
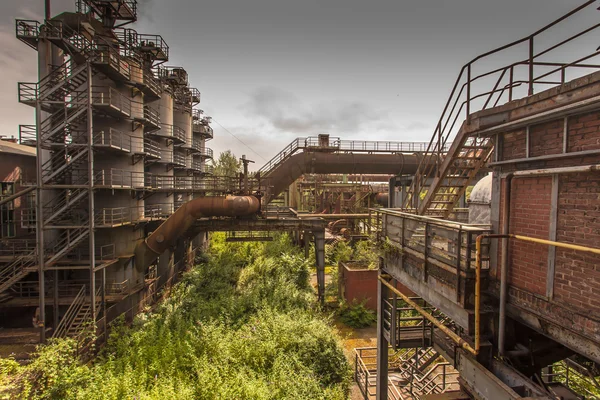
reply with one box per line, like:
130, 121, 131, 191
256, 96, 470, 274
2, 0, 216, 346
2, 0, 600, 399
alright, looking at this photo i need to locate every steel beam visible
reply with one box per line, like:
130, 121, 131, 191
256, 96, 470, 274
313, 230, 325, 303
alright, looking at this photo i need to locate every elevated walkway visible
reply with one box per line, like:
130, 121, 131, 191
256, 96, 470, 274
257, 136, 439, 204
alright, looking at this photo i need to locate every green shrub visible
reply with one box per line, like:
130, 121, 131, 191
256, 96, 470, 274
0, 233, 351, 400
338, 300, 377, 329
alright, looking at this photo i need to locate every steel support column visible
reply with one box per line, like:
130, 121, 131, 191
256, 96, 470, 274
87, 63, 97, 320
376, 268, 389, 400
313, 229, 325, 303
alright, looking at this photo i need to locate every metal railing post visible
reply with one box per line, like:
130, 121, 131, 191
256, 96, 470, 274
528, 36, 535, 95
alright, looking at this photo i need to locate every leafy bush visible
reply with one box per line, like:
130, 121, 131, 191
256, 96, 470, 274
338, 300, 377, 329
0, 233, 351, 400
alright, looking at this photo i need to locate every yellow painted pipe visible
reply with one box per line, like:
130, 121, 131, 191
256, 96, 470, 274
475, 233, 600, 358
378, 276, 478, 356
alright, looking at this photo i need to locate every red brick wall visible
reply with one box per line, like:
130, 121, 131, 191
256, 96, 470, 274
554, 173, 600, 312
501, 128, 527, 160
529, 120, 564, 157
506, 177, 552, 295
496, 110, 600, 319
567, 111, 600, 153
341, 267, 379, 310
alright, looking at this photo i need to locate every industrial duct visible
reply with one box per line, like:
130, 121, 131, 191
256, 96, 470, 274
134, 196, 260, 271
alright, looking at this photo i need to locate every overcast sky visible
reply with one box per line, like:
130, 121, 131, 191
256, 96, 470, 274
0, 0, 597, 167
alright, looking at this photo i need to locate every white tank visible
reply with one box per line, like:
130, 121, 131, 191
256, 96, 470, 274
468, 174, 492, 225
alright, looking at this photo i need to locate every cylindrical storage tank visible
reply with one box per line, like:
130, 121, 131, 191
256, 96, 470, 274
130, 96, 143, 120
468, 174, 492, 225
174, 109, 192, 148
159, 91, 174, 127
130, 60, 143, 85
130, 133, 144, 154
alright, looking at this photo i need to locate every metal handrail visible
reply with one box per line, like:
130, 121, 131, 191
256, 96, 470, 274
52, 284, 86, 338
405, 0, 600, 209
257, 137, 431, 176
93, 128, 132, 152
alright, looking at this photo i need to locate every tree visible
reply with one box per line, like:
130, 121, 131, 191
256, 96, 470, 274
214, 150, 242, 177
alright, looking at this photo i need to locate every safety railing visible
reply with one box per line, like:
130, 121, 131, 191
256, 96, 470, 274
144, 202, 174, 217
173, 152, 186, 167
95, 206, 146, 227
191, 160, 203, 172
174, 176, 193, 190
379, 209, 491, 272
543, 358, 600, 399
93, 128, 132, 152
143, 105, 160, 128
189, 88, 201, 104
17, 82, 38, 104
145, 174, 175, 190
136, 33, 169, 61
15, 19, 39, 44
0, 239, 37, 258
94, 45, 131, 81
190, 139, 202, 153
197, 148, 213, 159
152, 124, 185, 143
93, 169, 145, 188
201, 164, 214, 175
144, 204, 163, 219
257, 137, 432, 176
18, 125, 36, 146
160, 66, 188, 85
76, 0, 137, 21
407, 0, 600, 208
91, 86, 131, 117
143, 138, 161, 159
52, 285, 87, 339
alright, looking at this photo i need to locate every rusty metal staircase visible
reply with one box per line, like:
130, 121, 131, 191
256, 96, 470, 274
406, 125, 494, 217
52, 285, 102, 340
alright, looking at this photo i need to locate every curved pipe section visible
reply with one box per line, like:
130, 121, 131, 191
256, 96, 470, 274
263, 152, 429, 203
374, 193, 389, 207
135, 196, 260, 271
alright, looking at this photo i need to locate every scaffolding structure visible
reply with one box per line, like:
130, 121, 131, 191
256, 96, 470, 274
2, 0, 215, 343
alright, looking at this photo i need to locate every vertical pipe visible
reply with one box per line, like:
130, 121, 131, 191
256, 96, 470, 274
45, 0, 51, 20
499, 174, 512, 356
475, 236, 482, 354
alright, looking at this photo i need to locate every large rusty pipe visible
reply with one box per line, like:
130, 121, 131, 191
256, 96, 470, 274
374, 192, 389, 207
134, 196, 260, 271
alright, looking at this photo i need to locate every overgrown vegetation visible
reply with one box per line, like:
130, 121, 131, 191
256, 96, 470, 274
0, 234, 351, 400
338, 300, 377, 329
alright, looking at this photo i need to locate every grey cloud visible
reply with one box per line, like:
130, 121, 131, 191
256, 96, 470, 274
243, 86, 395, 135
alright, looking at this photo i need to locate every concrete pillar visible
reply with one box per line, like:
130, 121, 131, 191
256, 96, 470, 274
376, 268, 389, 400
313, 229, 325, 303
